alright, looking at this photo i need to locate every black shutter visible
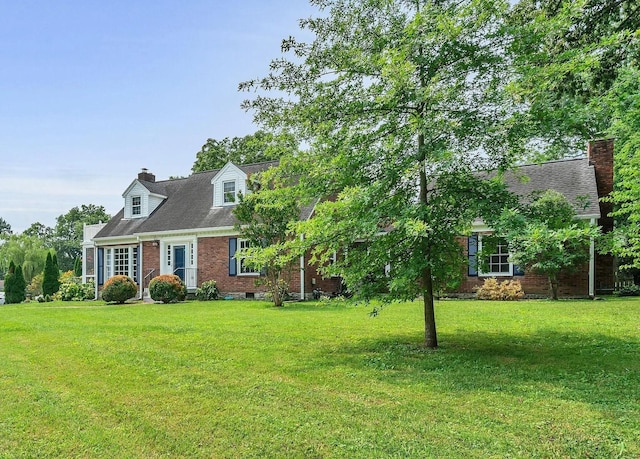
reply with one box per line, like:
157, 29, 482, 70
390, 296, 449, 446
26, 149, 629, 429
97, 248, 104, 285
229, 238, 237, 276
468, 235, 478, 276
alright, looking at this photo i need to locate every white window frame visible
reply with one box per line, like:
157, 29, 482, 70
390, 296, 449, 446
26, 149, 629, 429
237, 239, 260, 276
223, 180, 236, 204
478, 236, 513, 277
105, 246, 139, 282
131, 196, 142, 216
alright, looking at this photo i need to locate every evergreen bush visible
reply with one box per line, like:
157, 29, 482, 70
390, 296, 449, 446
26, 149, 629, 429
195, 280, 220, 301
42, 252, 60, 296
6, 263, 27, 304
149, 274, 186, 303
101, 275, 138, 304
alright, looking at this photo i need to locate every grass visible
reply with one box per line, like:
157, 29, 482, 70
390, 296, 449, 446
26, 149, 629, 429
0, 297, 638, 458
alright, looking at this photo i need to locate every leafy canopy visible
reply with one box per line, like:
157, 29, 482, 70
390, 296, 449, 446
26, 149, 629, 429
495, 190, 600, 299
192, 130, 298, 172
241, 0, 517, 347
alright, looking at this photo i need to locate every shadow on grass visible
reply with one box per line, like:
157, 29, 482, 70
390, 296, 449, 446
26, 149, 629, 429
314, 330, 639, 409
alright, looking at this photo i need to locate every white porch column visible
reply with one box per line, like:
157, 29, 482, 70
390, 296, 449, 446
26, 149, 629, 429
589, 218, 596, 297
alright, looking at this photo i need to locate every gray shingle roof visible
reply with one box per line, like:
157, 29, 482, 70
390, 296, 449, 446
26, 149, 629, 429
95, 161, 318, 239
500, 157, 600, 218
96, 157, 600, 240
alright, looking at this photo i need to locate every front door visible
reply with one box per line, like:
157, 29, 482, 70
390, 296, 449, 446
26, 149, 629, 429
174, 246, 186, 281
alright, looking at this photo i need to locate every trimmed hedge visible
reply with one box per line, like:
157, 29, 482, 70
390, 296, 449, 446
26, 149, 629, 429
102, 275, 138, 304
149, 274, 186, 303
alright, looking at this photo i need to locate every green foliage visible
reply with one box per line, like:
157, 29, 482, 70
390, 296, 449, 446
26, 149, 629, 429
507, 0, 639, 160
195, 280, 220, 301
496, 190, 600, 299
53, 204, 110, 272
101, 275, 137, 304
601, 68, 640, 270
234, 173, 300, 307
0, 217, 11, 235
27, 272, 43, 297
0, 233, 50, 283
5, 263, 26, 304
614, 284, 640, 297
149, 274, 186, 304
475, 277, 524, 301
73, 256, 82, 277
55, 280, 95, 301
42, 251, 60, 296
240, 0, 517, 346
192, 130, 297, 172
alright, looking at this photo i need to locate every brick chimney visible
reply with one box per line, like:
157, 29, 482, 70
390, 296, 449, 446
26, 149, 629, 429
138, 168, 156, 183
587, 138, 614, 293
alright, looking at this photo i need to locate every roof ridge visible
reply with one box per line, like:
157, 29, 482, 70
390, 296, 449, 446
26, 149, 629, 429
516, 156, 588, 168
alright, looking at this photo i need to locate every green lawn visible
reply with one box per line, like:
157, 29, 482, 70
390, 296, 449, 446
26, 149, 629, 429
0, 297, 638, 458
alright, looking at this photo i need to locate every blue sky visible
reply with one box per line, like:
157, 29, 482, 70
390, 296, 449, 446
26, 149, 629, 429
0, 1, 317, 232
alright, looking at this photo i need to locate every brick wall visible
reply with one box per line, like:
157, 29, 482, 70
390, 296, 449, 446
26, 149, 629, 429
454, 236, 590, 298
141, 241, 160, 290
588, 138, 615, 293
197, 236, 268, 298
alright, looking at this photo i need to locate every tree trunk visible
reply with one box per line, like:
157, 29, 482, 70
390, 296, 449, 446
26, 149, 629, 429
549, 275, 559, 300
422, 267, 438, 349
418, 130, 437, 349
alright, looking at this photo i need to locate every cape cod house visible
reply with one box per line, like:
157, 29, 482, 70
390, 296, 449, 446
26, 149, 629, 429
83, 161, 340, 300
84, 139, 614, 300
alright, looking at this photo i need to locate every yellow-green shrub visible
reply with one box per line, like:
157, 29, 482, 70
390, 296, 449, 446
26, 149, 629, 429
475, 278, 524, 301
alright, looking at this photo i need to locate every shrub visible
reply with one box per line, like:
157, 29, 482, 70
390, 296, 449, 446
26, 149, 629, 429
5, 263, 27, 304
195, 280, 219, 301
42, 252, 60, 296
614, 284, 640, 297
149, 274, 186, 303
56, 280, 96, 301
102, 275, 138, 304
27, 272, 44, 297
475, 278, 524, 301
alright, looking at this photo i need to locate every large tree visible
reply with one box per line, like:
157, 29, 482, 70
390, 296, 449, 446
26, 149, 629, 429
602, 67, 640, 270
0, 233, 50, 283
53, 205, 110, 272
192, 130, 298, 172
240, 0, 517, 348
507, 0, 639, 160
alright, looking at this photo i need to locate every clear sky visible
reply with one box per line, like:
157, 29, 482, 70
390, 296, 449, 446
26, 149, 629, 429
0, 0, 317, 233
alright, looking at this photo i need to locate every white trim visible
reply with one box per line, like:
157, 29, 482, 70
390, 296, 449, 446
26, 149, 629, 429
300, 234, 305, 299
589, 217, 596, 297
477, 235, 513, 277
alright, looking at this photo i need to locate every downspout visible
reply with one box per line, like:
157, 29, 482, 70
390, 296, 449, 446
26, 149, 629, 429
138, 237, 143, 300
299, 234, 305, 300
589, 217, 596, 298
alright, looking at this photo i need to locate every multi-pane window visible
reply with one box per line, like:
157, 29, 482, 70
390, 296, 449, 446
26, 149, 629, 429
104, 247, 138, 281
238, 239, 259, 275
132, 196, 141, 216
114, 248, 129, 276
487, 239, 510, 274
223, 181, 236, 204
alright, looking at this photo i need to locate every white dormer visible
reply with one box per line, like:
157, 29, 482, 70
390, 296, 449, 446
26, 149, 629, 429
122, 169, 167, 219
211, 162, 249, 207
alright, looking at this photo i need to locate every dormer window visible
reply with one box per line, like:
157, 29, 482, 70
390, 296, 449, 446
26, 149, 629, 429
223, 180, 236, 204
132, 196, 142, 216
